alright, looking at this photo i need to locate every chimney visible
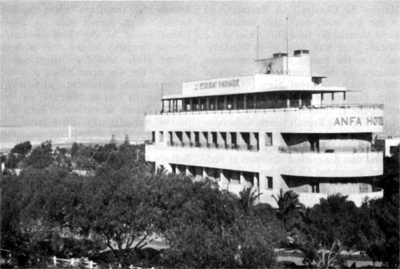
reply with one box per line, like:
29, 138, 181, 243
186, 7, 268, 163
273, 52, 288, 58
294, 50, 309, 57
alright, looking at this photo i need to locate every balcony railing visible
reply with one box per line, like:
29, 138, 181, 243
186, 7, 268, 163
279, 146, 382, 154
145, 103, 384, 116
165, 142, 259, 152
295, 187, 383, 207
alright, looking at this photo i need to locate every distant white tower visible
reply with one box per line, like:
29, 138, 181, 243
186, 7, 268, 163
68, 123, 72, 139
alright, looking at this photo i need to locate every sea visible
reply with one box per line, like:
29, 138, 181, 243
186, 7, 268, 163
0, 126, 147, 151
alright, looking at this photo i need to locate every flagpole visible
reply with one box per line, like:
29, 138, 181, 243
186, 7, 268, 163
286, 17, 289, 75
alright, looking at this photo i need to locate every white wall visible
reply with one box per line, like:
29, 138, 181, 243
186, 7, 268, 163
146, 107, 384, 134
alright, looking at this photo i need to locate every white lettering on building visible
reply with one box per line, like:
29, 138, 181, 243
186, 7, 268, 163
334, 117, 383, 126
366, 117, 384, 125
196, 79, 240, 90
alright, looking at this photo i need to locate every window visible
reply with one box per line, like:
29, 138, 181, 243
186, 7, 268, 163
311, 183, 320, 193
159, 131, 164, 142
151, 131, 155, 143
265, 133, 273, 146
390, 146, 397, 156
171, 164, 176, 174
359, 183, 369, 193
214, 169, 220, 181
266, 176, 273, 189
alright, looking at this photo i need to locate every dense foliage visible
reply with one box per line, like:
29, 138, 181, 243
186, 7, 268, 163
1, 142, 398, 268
1, 140, 279, 268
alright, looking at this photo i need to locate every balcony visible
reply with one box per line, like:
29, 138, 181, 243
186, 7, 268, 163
279, 146, 380, 154
295, 187, 384, 207
146, 143, 263, 172
279, 147, 383, 177
166, 142, 259, 152
145, 104, 384, 134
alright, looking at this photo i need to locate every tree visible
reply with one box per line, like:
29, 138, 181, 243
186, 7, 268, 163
74, 165, 158, 265
53, 147, 71, 169
124, 134, 130, 145
93, 143, 117, 164
0, 166, 81, 267
158, 178, 279, 268
162, 215, 278, 269
75, 145, 97, 170
375, 145, 399, 199
4, 141, 33, 170
360, 145, 399, 267
273, 189, 305, 244
108, 144, 138, 170
300, 195, 365, 268
5, 152, 19, 169
70, 142, 81, 159
11, 141, 32, 156
237, 187, 261, 214
27, 141, 54, 169
360, 196, 399, 268
110, 134, 117, 145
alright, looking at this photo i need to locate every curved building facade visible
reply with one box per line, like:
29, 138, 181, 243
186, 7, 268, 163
145, 50, 384, 207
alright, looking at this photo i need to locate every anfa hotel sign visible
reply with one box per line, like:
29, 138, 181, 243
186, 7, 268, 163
334, 116, 383, 126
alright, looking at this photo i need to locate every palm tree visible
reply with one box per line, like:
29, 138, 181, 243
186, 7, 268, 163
238, 187, 261, 214
273, 189, 305, 244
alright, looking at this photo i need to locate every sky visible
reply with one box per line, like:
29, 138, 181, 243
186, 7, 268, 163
1, 1, 399, 140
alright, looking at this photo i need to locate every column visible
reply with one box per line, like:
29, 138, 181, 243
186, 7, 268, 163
182, 99, 186, 111
206, 97, 210, 110
226, 132, 232, 148
186, 166, 193, 177
217, 132, 225, 148
286, 93, 290, 108
183, 132, 190, 147
321, 93, 324, 107
221, 170, 229, 184
233, 95, 237, 110
190, 98, 193, 111
172, 132, 178, 146
190, 131, 195, 147
200, 132, 207, 148
243, 95, 247, 109
223, 96, 227, 110
236, 132, 246, 149
208, 132, 214, 147
240, 171, 245, 185
299, 93, 302, 107
250, 132, 259, 151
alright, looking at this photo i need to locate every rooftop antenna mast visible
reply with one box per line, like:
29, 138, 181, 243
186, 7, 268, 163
256, 26, 259, 60
286, 17, 289, 75
161, 83, 164, 112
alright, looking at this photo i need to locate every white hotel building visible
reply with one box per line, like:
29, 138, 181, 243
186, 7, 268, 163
145, 50, 384, 207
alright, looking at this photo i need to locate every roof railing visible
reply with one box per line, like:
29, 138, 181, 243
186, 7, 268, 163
144, 104, 383, 116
